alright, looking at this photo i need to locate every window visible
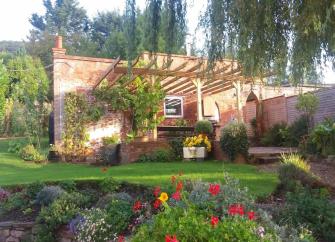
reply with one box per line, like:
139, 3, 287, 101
164, 96, 183, 118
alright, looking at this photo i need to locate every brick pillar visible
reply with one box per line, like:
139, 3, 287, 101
52, 36, 66, 145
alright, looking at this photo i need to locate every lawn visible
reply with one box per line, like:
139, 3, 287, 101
0, 138, 278, 197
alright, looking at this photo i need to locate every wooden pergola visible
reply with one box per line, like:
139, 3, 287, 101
93, 52, 255, 139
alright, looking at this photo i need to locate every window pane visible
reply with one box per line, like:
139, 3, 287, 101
165, 97, 182, 116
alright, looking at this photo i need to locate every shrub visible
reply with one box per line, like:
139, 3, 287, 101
106, 199, 133, 235
75, 208, 114, 242
278, 154, 321, 192
36, 186, 65, 206
220, 122, 249, 161
58, 180, 77, 192
102, 134, 120, 145
285, 115, 309, 147
137, 148, 175, 162
96, 192, 133, 209
99, 177, 120, 193
194, 120, 213, 135
100, 143, 120, 165
168, 138, 183, 160
35, 192, 88, 242
309, 119, 335, 156
278, 188, 335, 242
7, 140, 25, 154
1, 192, 28, 212
25, 181, 45, 199
260, 123, 287, 146
19, 144, 45, 163
133, 206, 275, 242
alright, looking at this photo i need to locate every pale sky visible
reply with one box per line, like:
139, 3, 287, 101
0, 0, 333, 83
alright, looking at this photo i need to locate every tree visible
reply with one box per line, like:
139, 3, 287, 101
296, 92, 319, 130
200, 0, 334, 85
0, 61, 9, 130
27, 0, 90, 65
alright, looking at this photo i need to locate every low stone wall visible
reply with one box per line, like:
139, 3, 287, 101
120, 140, 171, 163
0, 222, 74, 242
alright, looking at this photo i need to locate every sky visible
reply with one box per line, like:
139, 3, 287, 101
0, 0, 333, 83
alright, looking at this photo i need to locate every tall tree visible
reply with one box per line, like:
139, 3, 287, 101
27, 0, 90, 65
201, 0, 335, 85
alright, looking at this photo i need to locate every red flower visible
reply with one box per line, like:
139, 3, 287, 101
165, 234, 179, 242
228, 204, 245, 216
172, 191, 181, 201
171, 175, 176, 184
153, 186, 161, 197
132, 200, 142, 212
247, 211, 255, 220
211, 216, 219, 227
101, 167, 108, 173
208, 184, 220, 196
176, 181, 183, 192
117, 235, 125, 242
153, 199, 161, 209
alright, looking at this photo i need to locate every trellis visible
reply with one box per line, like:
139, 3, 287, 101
92, 52, 263, 139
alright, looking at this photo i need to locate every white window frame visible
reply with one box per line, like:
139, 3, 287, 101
163, 96, 184, 118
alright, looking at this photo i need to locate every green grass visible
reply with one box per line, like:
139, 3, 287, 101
0, 138, 278, 197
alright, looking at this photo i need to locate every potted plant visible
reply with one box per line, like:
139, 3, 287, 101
101, 134, 120, 165
183, 134, 211, 160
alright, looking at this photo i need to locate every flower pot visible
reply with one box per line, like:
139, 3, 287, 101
183, 147, 207, 161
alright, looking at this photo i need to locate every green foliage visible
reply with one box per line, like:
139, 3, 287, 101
168, 137, 183, 160
25, 181, 45, 199
19, 144, 45, 163
76, 208, 114, 242
194, 120, 213, 135
279, 188, 335, 242
1, 192, 29, 212
201, 1, 334, 85
296, 93, 319, 129
62, 93, 89, 161
102, 134, 120, 145
133, 205, 272, 242
220, 122, 249, 161
35, 192, 88, 242
278, 154, 321, 192
7, 139, 25, 154
309, 119, 335, 156
285, 115, 309, 146
95, 77, 165, 135
96, 192, 133, 209
260, 123, 288, 147
137, 148, 174, 162
58, 180, 77, 192
0, 60, 9, 128
106, 199, 133, 235
99, 177, 120, 194
36, 186, 65, 206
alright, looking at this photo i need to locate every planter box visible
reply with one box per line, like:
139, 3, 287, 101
183, 147, 207, 160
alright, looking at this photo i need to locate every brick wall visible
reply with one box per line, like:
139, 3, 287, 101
52, 48, 131, 146
119, 140, 171, 163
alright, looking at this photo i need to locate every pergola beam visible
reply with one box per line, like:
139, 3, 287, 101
93, 57, 121, 89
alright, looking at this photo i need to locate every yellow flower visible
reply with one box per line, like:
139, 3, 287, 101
158, 192, 169, 202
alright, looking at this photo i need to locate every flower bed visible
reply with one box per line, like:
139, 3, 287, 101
0, 171, 320, 242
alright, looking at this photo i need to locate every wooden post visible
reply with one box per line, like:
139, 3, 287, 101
233, 80, 243, 123
193, 78, 203, 121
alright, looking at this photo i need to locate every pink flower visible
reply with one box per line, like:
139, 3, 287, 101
211, 216, 219, 227
165, 234, 179, 242
172, 191, 181, 201
247, 211, 255, 220
208, 184, 220, 196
